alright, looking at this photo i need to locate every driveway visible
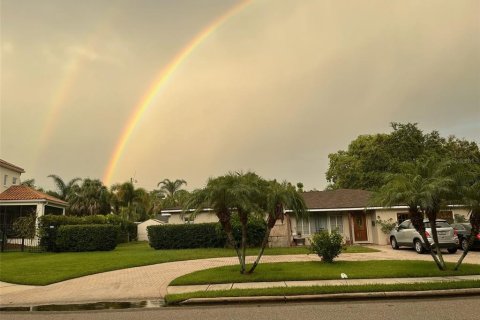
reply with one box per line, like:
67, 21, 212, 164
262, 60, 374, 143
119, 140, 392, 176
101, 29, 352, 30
0, 246, 478, 306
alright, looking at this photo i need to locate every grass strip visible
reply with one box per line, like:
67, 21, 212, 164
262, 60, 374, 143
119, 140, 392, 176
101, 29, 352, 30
171, 260, 480, 286
165, 280, 480, 305
0, 242, 377, 285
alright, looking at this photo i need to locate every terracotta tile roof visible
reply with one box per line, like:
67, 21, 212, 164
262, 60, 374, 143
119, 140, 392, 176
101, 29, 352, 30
301, 189, 373, 209
0, 159, 25, 173
0, 185, 68, 206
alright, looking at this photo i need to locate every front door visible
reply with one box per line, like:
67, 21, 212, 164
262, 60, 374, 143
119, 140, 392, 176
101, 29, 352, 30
353, 213, 368, 242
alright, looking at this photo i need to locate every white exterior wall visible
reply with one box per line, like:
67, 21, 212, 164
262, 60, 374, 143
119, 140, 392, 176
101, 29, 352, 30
167, 212, 219, 224
0, 167, 22, 193
137, 219, 165, 241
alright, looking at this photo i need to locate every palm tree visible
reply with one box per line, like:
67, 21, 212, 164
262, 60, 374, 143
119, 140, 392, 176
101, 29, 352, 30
454, 165, 480, 270
185, 173, 257, 273
68, 179, 111, 216
111, 181, 151, 221
157, 179, 187, 207
374, 159, 455, 270
47, 174, 81, 200
248, 180, 306, 273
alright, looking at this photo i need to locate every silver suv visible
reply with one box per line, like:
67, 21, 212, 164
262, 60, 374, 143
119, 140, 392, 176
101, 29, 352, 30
390, 219, 458, 254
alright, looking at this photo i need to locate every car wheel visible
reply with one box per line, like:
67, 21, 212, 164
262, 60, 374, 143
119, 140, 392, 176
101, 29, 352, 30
390, 237, 399, 249
414, 239, 425, 254
448, 247, 458, 254
461, 238, 469, 251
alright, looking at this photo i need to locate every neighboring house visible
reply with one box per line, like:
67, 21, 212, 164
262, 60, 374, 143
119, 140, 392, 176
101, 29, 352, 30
0, 185, 67, 250
160, 189, 471, 247
0, 159, 25, 193
137, 219, 165, 241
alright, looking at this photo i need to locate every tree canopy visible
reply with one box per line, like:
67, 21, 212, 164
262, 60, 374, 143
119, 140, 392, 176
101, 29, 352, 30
326, 122, 480, 191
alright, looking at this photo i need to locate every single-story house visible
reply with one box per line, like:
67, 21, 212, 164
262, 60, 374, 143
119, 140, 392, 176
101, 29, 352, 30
160, 189, 471, 247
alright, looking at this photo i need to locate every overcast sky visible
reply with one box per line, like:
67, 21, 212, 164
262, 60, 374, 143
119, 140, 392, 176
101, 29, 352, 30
1, 0, 479, 192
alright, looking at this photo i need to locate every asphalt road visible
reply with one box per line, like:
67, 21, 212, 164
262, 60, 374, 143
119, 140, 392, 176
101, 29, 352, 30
1, 296, 479, 320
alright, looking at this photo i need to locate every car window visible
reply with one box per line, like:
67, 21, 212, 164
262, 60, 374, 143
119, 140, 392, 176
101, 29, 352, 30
424, 221, 450, 228
399, 221, 411, 229
453, 224, 464, 230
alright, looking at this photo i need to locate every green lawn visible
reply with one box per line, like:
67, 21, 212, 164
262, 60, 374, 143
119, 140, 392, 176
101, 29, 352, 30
165, 280, 480, 305
170, 260, 480, 286
0, 242, 376, 285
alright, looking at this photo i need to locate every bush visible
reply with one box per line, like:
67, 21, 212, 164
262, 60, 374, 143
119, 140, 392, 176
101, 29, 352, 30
376, 217, 397, 235
148, 223, 223, 249
56, 225, 117, 252
38, 214, 136, 251
309, 230, 343, 263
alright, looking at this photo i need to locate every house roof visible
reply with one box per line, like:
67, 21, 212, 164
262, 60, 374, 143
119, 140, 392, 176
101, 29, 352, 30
301, 189, 373, 210
0, 159, 25, 173
0, 185, 68, 207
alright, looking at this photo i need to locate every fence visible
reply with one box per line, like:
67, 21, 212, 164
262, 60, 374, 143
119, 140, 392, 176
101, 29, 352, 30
0, 224, 42, 252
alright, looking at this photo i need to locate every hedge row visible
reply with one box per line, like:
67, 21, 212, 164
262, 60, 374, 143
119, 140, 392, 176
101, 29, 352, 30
38, 214, 137, 252
147, 219, 267, 250
56, 225, 117, 252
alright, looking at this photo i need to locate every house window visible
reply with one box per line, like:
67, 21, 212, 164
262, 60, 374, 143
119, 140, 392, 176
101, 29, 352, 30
397, 213, 409, 224
297, 215, 328, 235
330, 215, 344, 234
3, 175, 7, 186
12, 177, 17, 185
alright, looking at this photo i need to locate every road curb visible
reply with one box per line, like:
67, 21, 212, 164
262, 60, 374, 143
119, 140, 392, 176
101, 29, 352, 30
179, 288, 480, 305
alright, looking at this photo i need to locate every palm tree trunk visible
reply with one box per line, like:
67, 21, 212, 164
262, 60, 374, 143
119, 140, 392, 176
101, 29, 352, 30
239, 210, 248, 274
248, 225, 273, 274
410, 209, 444, 270
248, 215, 276, 274
429, 222, 445, 267
454, 234, 476, 270
455, 210, 479, 270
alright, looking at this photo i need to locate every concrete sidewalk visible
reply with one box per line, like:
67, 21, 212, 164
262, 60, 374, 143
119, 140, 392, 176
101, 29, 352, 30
167, 275, 480, 295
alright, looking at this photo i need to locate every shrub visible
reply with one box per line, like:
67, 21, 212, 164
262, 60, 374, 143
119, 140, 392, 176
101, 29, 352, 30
56, 225, 117, 252
309, 230, 343, 263
38, 214, 136, 251
376, 217, 397, 235
148, 223, 223, 249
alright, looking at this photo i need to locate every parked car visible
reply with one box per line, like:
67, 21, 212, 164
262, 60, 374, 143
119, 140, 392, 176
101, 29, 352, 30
390, 219, 458, 254
451, 223, 480, 250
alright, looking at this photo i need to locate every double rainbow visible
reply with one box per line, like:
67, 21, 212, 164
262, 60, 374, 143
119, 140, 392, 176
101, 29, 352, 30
103, 0, 251, 185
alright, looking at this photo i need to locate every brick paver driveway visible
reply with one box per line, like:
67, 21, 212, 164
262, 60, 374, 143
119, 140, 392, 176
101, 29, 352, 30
0, 246, 478, 306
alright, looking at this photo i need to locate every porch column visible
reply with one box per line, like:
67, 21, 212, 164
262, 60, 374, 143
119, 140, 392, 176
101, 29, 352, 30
35, 203, 45, 229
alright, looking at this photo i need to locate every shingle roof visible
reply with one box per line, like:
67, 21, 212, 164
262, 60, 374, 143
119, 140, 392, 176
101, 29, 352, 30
301, 189, 373, 209
0, 185, 68, 206
0, 159, 25, 173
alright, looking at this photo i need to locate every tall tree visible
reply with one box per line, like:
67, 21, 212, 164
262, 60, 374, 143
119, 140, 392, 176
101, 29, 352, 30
326, 122, 480, 191
157, 178, 187, 207
111, 181, 152, 221
47, 174, 81, 200
67, 179, 111, 216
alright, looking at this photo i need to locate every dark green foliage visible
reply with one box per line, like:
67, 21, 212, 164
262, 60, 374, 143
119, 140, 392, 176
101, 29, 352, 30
326, 122, 480, 191
309, 230, 343, 263
38, 214, 136, 252
56, 225, 117, 252
148, 223, 223, 249
147, 220, 267, 250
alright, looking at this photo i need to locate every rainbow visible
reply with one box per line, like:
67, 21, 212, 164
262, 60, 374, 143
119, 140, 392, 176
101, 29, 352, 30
103, 0, 252, 185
